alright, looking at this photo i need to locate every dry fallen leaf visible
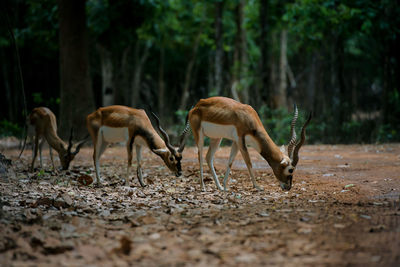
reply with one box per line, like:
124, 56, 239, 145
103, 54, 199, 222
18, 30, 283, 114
112, 236, 132, 255
76, 174, 93, 185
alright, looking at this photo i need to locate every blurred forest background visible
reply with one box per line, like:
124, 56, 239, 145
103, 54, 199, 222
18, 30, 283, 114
0, 0, 399, 144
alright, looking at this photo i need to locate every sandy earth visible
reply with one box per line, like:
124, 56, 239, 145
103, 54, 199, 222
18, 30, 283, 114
0, 144, 399, 266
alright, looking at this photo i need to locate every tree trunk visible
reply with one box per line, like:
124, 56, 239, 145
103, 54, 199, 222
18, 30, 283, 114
274, 29, 288, 109
336, 36, 347, 124
158, 46, 165, 116
231, 3, 241, 102
58, 0, 94, 138
259, 0, 270, 104
214, 0, 224, 95
231, 0, 248, 103
131, 42, 150, 108
1, 49, 15, 122
179, 33, 201, 111
207, 53, 214, 96
306, 52, 318, 110
239, 0, 248, 103
96, 44, 114, 107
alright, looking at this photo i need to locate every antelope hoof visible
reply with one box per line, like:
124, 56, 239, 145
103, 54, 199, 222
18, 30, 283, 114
217, 185, 224, 191
254, 185, 264, 191
138, 178, 146, 187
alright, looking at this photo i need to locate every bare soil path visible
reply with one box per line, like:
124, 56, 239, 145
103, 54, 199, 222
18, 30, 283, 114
1, 144, 400, 266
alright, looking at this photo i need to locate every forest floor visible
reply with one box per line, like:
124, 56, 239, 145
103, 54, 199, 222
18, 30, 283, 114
0, 143, 400, 266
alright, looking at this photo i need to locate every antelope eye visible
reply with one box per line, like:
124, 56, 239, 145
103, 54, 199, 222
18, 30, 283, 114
169, 157, 174, 161
289, 168, 294, 173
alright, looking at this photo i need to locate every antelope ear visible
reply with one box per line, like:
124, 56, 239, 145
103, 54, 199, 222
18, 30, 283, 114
152, 148, 168, 155
280, 145, 286, 154
280, 157, 289, 167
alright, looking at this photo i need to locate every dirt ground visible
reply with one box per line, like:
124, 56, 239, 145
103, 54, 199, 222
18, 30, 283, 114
1, 143, 400, 266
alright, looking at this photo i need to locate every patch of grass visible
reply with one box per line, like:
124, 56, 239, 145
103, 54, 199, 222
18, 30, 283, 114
0, 119, 22, 138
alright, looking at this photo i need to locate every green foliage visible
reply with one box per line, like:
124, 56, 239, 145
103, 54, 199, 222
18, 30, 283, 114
15, 0, 59, 51
2, 0, 399, 145
259, 105, 298, 145
0, 120, 22, 138
305, 118, 328, 144
37, 169, 45, 177
377, 124, 398, 143
341, 120, 376, 144
32, 92, 43, 104
377, 90, 400, 142
32, 92, 60, 106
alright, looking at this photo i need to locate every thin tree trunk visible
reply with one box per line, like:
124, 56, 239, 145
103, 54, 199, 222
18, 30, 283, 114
179, 33, 201, 111
96, 44, 114, 107
158, 46, 165, 116
286, 63, 296, 89
207, 53, 214, 96
214, 0, 224, 95
231, 0, 248, 103
58, 0, 94, 138
113, 46, 132, 106
131, 42, 150, 108
259, 0, 269, 104
239, 0, 248, 103
270, 33, 278, 107
231, 2, 241, 101
336, 36, 347, 124
276, 29, 288, 109
230, 82, 240, 101
306, 52, 318, 109
1, 49, 15, 122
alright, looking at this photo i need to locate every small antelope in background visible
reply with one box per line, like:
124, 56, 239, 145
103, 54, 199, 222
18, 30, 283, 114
188, 96, 312, 191
20, 107, 87, 172
86, 105, 190, 187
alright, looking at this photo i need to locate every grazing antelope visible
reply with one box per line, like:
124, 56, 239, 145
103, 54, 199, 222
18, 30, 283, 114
188, 97, 311, 191
86, 105, 190, 186
21, 107, 87, 172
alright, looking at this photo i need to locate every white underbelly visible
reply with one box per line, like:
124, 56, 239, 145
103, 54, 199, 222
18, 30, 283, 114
201, 122, 239, 141
99, 126, 129, 143
201, 122, 260, 152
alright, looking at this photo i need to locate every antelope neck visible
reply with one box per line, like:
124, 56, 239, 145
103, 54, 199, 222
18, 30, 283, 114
44, 130, 66, 153
257, 130, 283, 165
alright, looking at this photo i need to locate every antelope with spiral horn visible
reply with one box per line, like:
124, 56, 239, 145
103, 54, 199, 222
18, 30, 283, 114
86, 105, 190, 186
22, 107, 87, 172
188, 97, 312, 191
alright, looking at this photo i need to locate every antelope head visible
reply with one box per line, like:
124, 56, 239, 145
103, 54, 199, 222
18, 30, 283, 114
151, 112, 190, 177
60, 128, 88, 170
276, 105, 312, 191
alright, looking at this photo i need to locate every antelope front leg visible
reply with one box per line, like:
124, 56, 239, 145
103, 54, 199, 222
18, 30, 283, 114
135, 145, 146, 187
223, 142, 239, 191
206, 138, 223, 191
239, 139, 263, 191
30, 134, 40, 172
126, 143, 132, 186
39, 138, 45, 169
94, 138, 107, 186
196, 131, 205, 191
49, 146, 58, 174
